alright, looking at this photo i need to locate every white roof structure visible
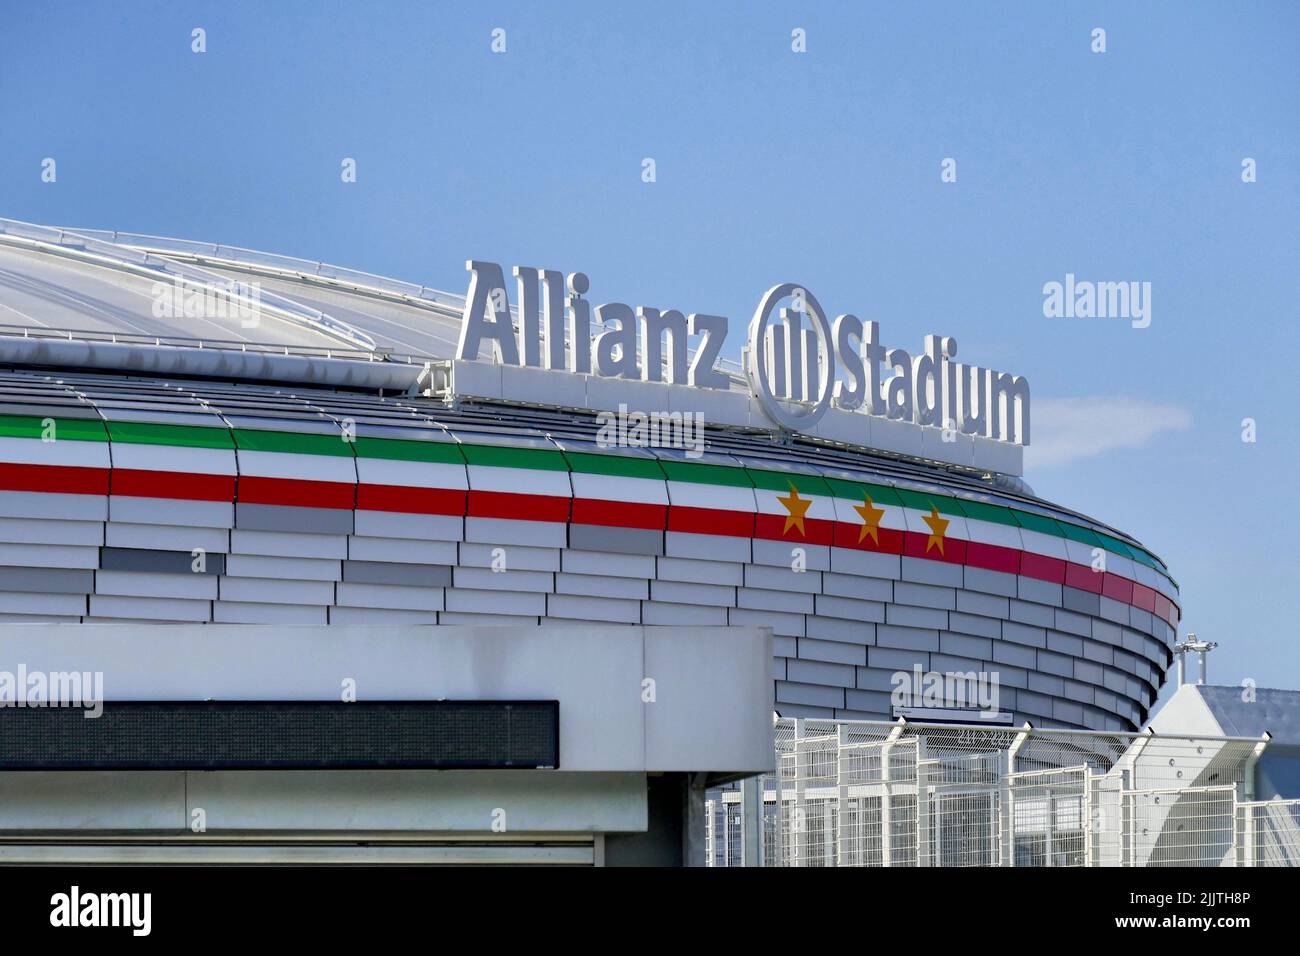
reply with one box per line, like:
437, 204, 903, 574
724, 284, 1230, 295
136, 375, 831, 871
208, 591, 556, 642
1152, 683, 1300, 745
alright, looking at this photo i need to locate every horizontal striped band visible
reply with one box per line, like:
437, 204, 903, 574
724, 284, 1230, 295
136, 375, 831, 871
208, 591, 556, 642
2, 416, 1170, 575
0, 458, 1179, 629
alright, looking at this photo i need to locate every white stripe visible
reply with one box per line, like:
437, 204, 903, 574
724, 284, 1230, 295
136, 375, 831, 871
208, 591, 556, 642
961, 516, 1024, 549
0, 434, 109, 468
111, 442, 235, 475
236, 449, 356, 483
570, 472, 667, 505
1017, 527, 1069, 561
665, 480, 756, 513
467, 464, 571, 497
355, 457, 467, 490
827, 493, 908, 531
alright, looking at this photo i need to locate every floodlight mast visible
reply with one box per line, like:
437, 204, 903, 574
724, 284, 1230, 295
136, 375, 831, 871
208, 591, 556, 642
1174, 633, 1219, 686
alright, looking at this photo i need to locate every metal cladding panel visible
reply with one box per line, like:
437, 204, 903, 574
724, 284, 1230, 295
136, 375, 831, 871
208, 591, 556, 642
87, 594, 212, 622
225, 553, 340, 581
568, 524, 663, 556
230, 529, 349, 560
218, 576, 335, 606
213, 601, 330, 625
104, 522, 229, 554
0, 592, 87, 616
235, 502, 355, 535
0, 517, 102, 547
342, 560, 452, 588
555, 572, 650, 601
461, 541, 561, 571
353, 510, 464, 541
0, 701, 560, 771
109, 497, 234, 529
465, 516, 568, 549
95, 570, 218, 601
348, 536, 458, 565
0, 566, 93, 594
0, 490, 105, 522
335, 582, 443, 612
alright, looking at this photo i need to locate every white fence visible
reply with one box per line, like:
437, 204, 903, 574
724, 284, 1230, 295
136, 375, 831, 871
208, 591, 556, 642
707, 718, 1297, 867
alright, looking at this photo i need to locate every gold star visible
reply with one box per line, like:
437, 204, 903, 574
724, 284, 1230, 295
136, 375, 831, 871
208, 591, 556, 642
854, 494, 884, 544
923, 506, 949, 556
777, 482, 812, 536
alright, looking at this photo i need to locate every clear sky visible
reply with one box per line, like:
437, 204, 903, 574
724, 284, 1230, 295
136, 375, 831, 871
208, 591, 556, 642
2, 1, 1297, 704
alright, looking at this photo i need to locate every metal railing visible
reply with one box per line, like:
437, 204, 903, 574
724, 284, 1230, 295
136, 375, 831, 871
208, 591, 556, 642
0, 322, 434, 367
706, 718, 1290, 867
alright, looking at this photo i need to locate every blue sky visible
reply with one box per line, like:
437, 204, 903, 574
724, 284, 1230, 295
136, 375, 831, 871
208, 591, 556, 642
2, 1, 1297, 702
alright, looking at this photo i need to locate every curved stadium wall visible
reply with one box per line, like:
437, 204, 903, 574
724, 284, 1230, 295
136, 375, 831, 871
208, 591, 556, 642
0, 368, 1177, 733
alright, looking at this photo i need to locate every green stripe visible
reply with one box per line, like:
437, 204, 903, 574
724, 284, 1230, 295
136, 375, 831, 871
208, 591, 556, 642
823, 477, 904, 507
107, 421, 233, 449
1057, 521, 1105, 548
0, 415, 107, 442
461, 443, 567, 471
1012, 509, 1064, 536
352, 436, 465, 464
955, 498, 1020, 527
659, 460, 753, 488
895, 487, 964, 516
233, 428, 355, 457
564, 451, 665, 480
1093, 531, 1136, 560
1130, 548, 1160, 570
746, 468, 832, 497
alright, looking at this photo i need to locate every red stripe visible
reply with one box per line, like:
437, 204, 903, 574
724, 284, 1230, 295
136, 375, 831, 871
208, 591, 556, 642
570, 499, 665, 530
468, 489, 570, 523
356, 484, 466, 516
1131, 583, 1157, 612
1020, 551, 1066, 584
238, 475, 355, 510
0, 462, 108, 496
902, 529, 966, 564
667, 505, 754, 538
112, 468, 234, 502
831, 522, 905, 554
0, 459, 1179, 621
1102, 573, 1133, 604
1064, 562, 1104, 594
965, 540, 1021, 575
753, 513, 835, 546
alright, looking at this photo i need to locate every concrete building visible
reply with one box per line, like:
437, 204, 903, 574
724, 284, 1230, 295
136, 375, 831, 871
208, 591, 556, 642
0, 624, 773, 864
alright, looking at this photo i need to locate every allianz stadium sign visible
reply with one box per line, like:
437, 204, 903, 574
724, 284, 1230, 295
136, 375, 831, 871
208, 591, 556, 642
453, 260, 1030, 458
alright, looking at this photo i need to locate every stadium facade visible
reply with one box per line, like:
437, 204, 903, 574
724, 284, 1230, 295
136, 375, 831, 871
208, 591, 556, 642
0, 218, 1178, 735
0, 217, 1191, 862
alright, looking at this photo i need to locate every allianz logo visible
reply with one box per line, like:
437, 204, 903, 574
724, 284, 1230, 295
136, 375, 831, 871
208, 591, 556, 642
455, 262, 1030, 445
